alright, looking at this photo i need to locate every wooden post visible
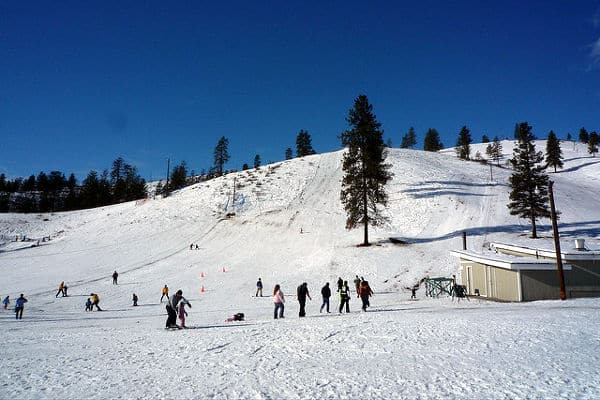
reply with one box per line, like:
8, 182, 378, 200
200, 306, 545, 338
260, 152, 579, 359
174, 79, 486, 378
548, 181, 567, 300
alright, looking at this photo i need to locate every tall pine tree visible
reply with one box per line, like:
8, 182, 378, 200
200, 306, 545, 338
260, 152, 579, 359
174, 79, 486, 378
545, 130, 563, 172
296, 130, 316, 157
455, 126, 472, 160
213, 136, 230, 176
170, 161, 188, 190
579, 127, 589, 144
508, 122, 550, 238
589, 132, 599, 157
285, 147, 293, 160
340, 95, 392, 246
423, 128, 443, 152
111, 157, 127, 202
400, 127, 417, 149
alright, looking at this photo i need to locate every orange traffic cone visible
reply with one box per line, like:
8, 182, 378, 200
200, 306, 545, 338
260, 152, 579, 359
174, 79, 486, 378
222, 266, 226, 273
201, 286, 205, 293
200, 272, 205, 278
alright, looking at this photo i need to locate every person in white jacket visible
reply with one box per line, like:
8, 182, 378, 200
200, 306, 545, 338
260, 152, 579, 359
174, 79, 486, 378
273, 284, 285, 319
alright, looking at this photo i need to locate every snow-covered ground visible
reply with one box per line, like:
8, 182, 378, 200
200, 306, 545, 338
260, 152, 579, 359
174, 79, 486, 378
1, 141, 599, 399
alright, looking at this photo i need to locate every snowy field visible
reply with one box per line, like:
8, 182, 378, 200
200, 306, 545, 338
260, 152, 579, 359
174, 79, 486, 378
1, 142, 600, 399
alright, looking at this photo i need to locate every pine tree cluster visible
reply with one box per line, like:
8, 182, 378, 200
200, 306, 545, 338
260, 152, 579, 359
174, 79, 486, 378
0, 158, 147, 213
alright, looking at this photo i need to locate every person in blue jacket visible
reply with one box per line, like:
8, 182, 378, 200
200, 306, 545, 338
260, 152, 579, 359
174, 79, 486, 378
15, 294, 28, 319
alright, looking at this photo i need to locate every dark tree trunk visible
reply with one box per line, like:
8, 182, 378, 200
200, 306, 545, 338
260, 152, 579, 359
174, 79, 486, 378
530, 208, 537, 238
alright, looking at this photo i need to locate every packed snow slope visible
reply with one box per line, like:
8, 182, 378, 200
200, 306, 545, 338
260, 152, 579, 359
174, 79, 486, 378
1, 141, 600, 399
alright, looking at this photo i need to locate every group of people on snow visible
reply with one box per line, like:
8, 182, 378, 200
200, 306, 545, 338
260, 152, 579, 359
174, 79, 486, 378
6, 266, 375, 327
268, 275, 373, 319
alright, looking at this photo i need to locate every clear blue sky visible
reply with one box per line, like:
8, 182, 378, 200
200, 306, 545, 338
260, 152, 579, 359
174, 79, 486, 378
1, 1, 599, 181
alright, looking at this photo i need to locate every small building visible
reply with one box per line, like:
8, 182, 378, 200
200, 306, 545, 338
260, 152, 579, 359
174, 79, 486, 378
451, 241, 600, 302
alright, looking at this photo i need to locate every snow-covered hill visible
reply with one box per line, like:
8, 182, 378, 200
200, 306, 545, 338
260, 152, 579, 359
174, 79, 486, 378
1, 142, 599, 399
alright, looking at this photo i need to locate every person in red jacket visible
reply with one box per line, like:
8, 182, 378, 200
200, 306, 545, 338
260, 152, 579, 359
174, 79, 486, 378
358, 281, 373, 311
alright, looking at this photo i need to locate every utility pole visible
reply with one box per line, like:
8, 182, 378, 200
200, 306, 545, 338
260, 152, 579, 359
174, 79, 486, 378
165, 158, 170, 197
548, 180, 567, 300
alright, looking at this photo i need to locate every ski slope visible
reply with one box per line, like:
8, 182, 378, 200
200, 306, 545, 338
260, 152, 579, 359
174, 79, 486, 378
1, 142, 600, 399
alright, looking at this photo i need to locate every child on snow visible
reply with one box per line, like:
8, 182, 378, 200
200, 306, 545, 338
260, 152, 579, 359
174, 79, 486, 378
85, 298, 93, 312
2, 295, 9, 309
178, 298, 190, 328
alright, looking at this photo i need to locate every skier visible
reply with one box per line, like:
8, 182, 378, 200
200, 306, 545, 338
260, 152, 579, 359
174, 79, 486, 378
255, 278, 263, 297
160, 285, 169, 302
296, 282, 312, 317
353, 275, 361, 297
112, 271, 118, 285
132, 293, 138, 306
273, 284, 285, 319
339, 281, 350, 313
336, 277, 343, 292
15, 294, 28, 319
358, 280, 373, 311
178, 295, 191, 328
2, 295, 9, 310
85, 297, 93, 312
320, 282, 331, 313
90, 293, 102, 311
55, 281, 65, 298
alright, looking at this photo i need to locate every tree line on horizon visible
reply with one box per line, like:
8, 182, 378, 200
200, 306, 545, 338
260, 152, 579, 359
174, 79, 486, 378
0, 157, 146, 213
0, 127, 319, 212
2, 101, 597, 217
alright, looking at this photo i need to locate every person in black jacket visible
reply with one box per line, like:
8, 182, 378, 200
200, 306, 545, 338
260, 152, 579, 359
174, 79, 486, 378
255, 278, 263, 297
339, 281, 350, 313
296, 282, 312, 317
336, 277, 343, 292
320, 282, 331, 313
